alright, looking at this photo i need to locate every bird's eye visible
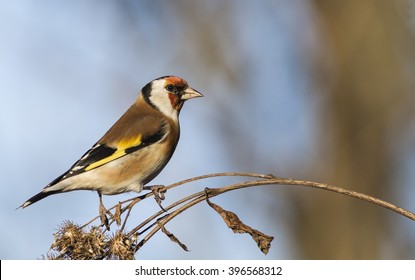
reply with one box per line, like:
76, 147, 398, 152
165, 84, 175, 92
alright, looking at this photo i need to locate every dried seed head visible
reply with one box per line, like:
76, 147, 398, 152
108, 231, 135, 260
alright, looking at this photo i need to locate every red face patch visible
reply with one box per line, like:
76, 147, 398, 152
168, 92, 183, 110
164, 76, 188, 111
165, 76, 187, 89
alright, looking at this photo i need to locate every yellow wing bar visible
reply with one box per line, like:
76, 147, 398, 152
85, 134, 142, 171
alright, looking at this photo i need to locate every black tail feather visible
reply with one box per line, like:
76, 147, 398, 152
18, 190, 60, 209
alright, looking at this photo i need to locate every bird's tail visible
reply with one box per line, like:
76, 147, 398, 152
17, 190, 59, 209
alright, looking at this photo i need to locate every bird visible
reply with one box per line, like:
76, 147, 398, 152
19, 75, 203, 211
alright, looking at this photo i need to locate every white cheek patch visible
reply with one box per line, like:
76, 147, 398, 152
149, 80, 179, 121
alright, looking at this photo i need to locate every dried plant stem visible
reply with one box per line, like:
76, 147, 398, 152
53, 172, 415, 259
135, 195, 203, 251
80, 172, 415, 246
274, 177, 415, 221
130, 175, 415, 250
80, 172, 273, 229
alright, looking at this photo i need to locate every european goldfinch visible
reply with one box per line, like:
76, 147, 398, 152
20, 76, 203, 209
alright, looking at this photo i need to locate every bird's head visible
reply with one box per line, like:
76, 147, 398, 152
141, 76, 203, 120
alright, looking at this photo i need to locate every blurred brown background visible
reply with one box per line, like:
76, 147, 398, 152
294, 0, 415, 259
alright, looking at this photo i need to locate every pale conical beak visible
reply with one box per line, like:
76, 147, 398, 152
181, 87, 204, 100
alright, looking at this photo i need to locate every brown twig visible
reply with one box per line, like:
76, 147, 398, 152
85, 173, 415, 231
80, 173, 415, 247
130, 175, 415, 250
80, 172, 273, 229
51, 172, 415, 259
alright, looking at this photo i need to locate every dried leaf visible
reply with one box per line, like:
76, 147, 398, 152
114, 202, 122, 226
158, 222, 189, 252
207, 199, 274, 255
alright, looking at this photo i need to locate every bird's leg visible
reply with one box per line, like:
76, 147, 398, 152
143, 185, 167, 212
98, 192, 110, 230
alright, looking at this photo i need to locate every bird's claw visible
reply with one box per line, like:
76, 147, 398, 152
144, 185, 167, 212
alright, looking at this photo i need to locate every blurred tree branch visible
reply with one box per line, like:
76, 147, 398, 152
46, 172, 414, 260
298, 0, 415, 258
